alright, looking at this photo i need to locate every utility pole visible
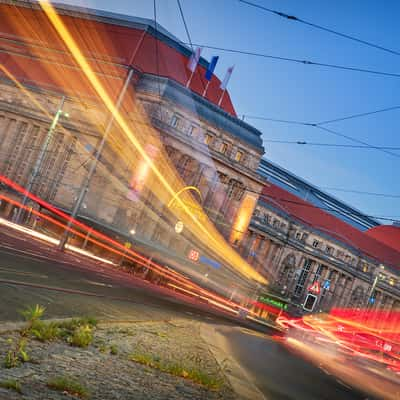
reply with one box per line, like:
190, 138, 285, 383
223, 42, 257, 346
58, 68, 133, 250
16, 96, 67, 224
58, 29, 147, 251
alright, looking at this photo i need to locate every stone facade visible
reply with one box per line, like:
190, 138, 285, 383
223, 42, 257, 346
239, 199, 400, 314
0, 71, 265, 264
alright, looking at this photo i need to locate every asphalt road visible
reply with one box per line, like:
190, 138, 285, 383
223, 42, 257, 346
0, 228, 377, 399
214, 325, 376, 400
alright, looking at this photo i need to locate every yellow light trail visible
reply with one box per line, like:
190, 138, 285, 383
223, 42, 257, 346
167, 186, 203, 208
34, 1, 267, 284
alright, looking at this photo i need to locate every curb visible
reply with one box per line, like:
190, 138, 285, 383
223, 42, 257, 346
0, 317, 192, 335
200, 323, 267, 400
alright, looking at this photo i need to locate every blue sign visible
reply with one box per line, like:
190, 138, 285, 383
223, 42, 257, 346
199, 255, 221, 269
323, 279, 331, 290
369, 297, 375, 304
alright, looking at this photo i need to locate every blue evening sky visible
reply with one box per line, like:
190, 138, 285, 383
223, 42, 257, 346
65, 0, 399, 224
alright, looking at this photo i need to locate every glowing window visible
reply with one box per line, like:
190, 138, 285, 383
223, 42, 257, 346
220, 142, 228, 154
235, 151, 243, 162
204, 134, 213, 145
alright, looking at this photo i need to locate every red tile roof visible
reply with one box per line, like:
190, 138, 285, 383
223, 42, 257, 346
366, 225, 400, 253
0, 2, 236, 116
261, 183, 400, 270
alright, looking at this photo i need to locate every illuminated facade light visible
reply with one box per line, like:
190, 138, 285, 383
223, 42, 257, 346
230, 192, 258, 244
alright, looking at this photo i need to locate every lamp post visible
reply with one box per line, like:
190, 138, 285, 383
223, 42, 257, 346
365, 264, 385, 307
16, 96, 68, 224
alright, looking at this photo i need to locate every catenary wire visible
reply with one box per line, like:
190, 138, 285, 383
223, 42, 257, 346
176, 0, 208, 92
263, 139, 400, 151
243, 114, 400, 160
319, 187, 400, 199
187, 43, 400, 78
238, 0, 400, 57
244, 104, 400, 126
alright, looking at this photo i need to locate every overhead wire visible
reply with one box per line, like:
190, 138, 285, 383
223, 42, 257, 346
176, 0, 208, 92
319, 187, 400, 199
243, 114, 400, 160
238, 0, 400, 57
187, 43, 400, 79
263, 139, 400, 151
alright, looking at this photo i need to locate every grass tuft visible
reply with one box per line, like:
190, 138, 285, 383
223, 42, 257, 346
68, 325, 93, 348
110, 344, 118, 355
0, 379, 22, 393
129, 352, 223, 389
30, 321, 60, 342
47, 376, 89, 398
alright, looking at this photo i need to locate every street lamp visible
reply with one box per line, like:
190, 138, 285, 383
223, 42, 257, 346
16, 96, 68, 224
130, 228, 136, 236
366, 264, 385, 306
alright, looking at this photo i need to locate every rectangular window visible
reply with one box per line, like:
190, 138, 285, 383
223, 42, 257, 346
235, 151, 243, 162
312, 240, 320, 248
204, 134, 213, 145
294, 259, 312, 296
220, 142, 228, 154
295, 232, 302, 240
325, 246, 333, 255
171, 115, 179, 128
188, 125, 198, 137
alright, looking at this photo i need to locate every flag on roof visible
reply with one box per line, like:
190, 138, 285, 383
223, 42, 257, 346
187, 47, 202, 72
220, 65, 234, 90
205, 56, 219, 81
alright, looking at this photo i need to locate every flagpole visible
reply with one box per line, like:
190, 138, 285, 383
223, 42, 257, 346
202, 80, 211, 97
217, 89, 226, 107
186, 69, 195, 88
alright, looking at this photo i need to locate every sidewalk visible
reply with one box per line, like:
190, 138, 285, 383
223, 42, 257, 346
0, 317, 238, 400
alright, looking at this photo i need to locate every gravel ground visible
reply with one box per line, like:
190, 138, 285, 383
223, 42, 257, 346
0, 319, 237, 400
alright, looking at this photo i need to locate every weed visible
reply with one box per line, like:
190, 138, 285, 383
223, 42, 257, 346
0, 379, 22, 393
30, 321, 60, 342
47, 376, 89, 399
98, 345, 108, 353
3, 338, 29, 368
58, 317, 97, 332
19, 304, 45, 334
68, 325, 93, 348
128, 352, 223, 389
110, 345, 118, 355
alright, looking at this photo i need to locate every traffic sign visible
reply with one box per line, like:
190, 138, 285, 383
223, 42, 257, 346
308, 281, 321, 295
188, 249, 199, 262
323, 279, 331, 290
124, 242, 131, 249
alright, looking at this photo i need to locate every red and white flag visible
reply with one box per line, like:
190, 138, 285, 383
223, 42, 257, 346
187, 47, 202, 72
220, 65, 234, 90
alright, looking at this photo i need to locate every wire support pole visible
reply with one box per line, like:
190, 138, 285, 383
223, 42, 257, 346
15, 95, 66, 224
58, 68, 134, 251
